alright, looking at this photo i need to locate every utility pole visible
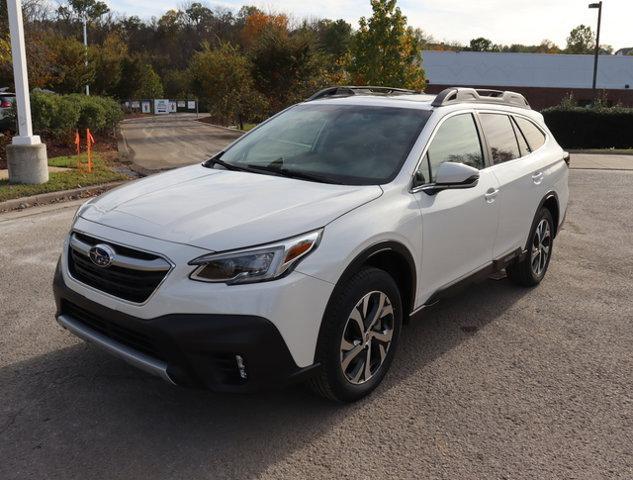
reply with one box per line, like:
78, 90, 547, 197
5, 0, 48, 184
589, 2, 603, 96
83, 16, 89, 95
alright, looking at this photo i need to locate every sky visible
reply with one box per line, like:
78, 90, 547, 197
109, 0, 633, 50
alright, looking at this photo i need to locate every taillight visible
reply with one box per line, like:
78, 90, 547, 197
0, 101, 11, 108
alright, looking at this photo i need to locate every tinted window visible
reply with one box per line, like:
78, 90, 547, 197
514, 117, 546, 151
479, 114, 520, 164
421, 114, 484, 183
221, 104, 431, 185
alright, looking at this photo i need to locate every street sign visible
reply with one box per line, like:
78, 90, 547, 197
169, 101, 177, 113
177, 100, 185, 108
141, 101, 150, 113
188, 100, 196, 110
154, 99, 169, 115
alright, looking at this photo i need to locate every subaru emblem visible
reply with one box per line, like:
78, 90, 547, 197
89, 244, 116, 268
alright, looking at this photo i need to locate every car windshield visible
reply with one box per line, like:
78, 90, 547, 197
216, 104, 432, 185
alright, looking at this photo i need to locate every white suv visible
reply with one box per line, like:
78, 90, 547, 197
54, 86, 569, 402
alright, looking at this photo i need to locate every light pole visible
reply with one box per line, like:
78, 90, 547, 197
589, 1, 602, 96
5, 0, 48, 184
83, 16, 89, 95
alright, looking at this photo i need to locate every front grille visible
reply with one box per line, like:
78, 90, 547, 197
68, 232, 171, 303
62, 301, 164, 361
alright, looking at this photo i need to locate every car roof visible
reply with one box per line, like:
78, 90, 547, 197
302, 86, 535, 115
302, 90, 544, 123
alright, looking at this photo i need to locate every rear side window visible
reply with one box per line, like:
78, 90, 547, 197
514, 117, 546, 151
419, 113, 484, 183
479, 114, 520, 164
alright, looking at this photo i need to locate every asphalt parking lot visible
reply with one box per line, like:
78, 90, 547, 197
0, 168, 631, 479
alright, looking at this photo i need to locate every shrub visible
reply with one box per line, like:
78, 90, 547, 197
68, 94, 107, 131
30, 92, 122, 142
95, 96, 124, 130
31, 92, 80, 141
542, 106, 633, 149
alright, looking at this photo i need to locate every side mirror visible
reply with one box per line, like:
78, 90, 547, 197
422, 162, 480, 195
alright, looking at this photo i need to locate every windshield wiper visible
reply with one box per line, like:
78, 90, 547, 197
203, 154, 249, 172
205, 155, 340, 184
246, 164, 340, 184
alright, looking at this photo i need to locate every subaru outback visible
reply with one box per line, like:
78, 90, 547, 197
54, 86, 569, 402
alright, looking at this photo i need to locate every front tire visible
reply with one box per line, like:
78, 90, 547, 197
507, 207, 554, 287
308, 267, 402, 402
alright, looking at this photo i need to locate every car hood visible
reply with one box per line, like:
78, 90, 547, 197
80, 164, 382, 251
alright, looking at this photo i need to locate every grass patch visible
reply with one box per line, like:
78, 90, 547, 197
242, 123, 258, 131
47, 155, 79, 168
0, 153, 127, 203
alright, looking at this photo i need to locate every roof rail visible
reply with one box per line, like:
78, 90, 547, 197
431, 87, 531, 109
307, 86, 419, 101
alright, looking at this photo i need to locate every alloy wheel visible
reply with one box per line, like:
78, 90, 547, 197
531, 218, 551, 277
339, 291, 395, 385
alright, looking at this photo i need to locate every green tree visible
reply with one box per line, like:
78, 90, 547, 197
91, 33, 128, 96
189, 42, 268, 126
135, 64, 164, 98
250, 29, 318, 111
183, 2, 214, 28
46, 35, 96, 93
116, 57, 163, 99
347, 0, 425, 90
535, 39, 561, 54
162, 69, 190, 98
469, 37, 493, 52
57, 0, 109, 23
316, 19, 352, 57
565, 24, 594, 54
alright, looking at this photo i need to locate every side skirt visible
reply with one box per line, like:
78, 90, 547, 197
409, 248, 524, 318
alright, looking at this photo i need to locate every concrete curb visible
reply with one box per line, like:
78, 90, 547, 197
569, 149, 633, 156
0, 181, 126, 213
116, 126, 131, 163
116, 125, 156, 176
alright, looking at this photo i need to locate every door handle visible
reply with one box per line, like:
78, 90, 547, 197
484, 188, 499, 203
532, 171, 544, 184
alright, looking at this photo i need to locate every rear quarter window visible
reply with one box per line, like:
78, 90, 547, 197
514, 117, 546, 152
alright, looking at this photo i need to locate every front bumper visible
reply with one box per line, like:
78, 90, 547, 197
54, 262, 319, 392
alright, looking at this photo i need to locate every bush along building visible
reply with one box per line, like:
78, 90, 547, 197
422, 50, 633, 110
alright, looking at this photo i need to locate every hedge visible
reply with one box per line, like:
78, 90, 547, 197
29, 92, 123, 142
542, 107, 633, 149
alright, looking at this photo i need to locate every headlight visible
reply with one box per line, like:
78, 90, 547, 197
189, 229, 322, 285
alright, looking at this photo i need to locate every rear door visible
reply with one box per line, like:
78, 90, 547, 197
478, 112, 549, 258
413, 112, 500, 300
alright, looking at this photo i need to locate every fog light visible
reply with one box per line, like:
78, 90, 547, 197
235, 355, 248, 380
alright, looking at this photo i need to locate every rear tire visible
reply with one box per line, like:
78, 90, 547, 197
308, 267, 402, 402
507, 207, 554, 287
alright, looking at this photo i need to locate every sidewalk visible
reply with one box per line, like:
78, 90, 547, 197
570, 153, 633, 170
